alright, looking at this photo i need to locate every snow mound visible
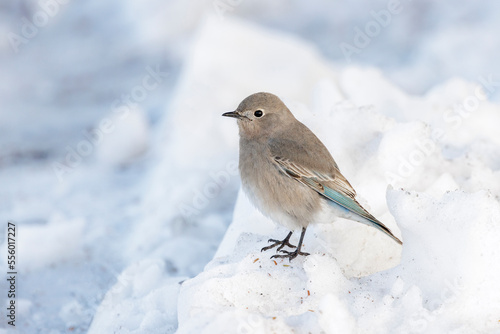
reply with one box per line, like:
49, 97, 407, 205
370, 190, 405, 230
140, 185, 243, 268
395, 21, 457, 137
177, 189, 500, 333
169, 17, 500, 333
88, 259, 184, 334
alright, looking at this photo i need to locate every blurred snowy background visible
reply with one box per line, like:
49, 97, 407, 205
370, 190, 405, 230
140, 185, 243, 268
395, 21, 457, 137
1, 0, 500, 333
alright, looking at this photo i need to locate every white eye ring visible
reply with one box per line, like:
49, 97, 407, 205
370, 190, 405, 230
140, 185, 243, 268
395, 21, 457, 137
254, 109, 264, 117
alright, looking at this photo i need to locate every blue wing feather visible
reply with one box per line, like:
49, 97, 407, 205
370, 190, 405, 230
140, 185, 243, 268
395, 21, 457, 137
302, 177, 403, 245
274, 157, 402, 245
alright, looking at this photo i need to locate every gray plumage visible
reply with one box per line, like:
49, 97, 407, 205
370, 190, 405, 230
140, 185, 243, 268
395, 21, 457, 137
223, 92, 402, 261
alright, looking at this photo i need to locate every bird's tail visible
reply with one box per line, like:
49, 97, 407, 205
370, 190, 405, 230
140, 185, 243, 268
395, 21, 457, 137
320, 186, 403, 245
361, 214, 402, 245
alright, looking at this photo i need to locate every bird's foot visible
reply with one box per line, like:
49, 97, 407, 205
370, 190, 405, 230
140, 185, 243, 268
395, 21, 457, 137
261, 228, 309, 261
261, 238, 296, 253
271, 249, 310, 262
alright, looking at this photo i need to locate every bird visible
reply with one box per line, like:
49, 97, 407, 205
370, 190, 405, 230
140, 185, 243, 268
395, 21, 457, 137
222, 92, 402, 261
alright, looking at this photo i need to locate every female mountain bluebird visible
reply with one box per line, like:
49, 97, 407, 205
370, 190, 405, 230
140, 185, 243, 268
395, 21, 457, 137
223, 92, 402, 261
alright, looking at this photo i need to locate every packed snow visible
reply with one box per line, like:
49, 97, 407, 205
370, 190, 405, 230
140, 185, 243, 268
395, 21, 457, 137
1, 1, 500, 333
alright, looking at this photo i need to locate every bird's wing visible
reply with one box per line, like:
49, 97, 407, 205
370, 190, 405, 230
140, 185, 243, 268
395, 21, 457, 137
273, 157, 402, 245
268, 132, 357, 199
273, 156, 356, 199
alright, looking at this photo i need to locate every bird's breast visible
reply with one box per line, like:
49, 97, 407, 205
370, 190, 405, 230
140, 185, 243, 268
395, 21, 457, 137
239, 139, 320, 229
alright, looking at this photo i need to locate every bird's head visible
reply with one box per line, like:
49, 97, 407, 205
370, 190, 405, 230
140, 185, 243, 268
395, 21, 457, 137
222, 92, 295, 139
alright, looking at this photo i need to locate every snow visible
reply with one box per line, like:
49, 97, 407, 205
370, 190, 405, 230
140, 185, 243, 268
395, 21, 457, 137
95, 107, 150, 166
1, 1, 500, 333
17, 215, 86, 272
88, 259, 182, 334
177, 188, 500, 333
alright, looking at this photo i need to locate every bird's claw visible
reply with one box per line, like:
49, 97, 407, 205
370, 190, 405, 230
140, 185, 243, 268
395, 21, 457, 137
261, 236, 296, 252
271, 250, 310, 262
260, 232, 297, 252
261, 229, 309, 261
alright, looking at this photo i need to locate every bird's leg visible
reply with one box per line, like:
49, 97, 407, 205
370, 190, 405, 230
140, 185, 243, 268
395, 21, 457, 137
261, 231, 296, 252
271, 227, 310, 261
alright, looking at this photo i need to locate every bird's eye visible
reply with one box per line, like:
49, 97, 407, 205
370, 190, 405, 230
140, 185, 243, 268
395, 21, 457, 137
254, 110, 264, 117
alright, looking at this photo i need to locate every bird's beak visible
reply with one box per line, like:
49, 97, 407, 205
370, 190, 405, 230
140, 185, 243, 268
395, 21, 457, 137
222, 111, 241, 119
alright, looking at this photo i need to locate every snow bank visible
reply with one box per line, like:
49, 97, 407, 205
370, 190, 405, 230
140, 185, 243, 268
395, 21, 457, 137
170, 17, 500, 333
88, 259, 184, 334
